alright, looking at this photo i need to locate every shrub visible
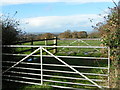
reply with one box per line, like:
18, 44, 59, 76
1, 13, 23, 61
93, 3, 120, 88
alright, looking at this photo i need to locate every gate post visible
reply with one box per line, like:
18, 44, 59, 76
31, 38, 34, 61
40, 46, 43, 85
108, 47, 110, 88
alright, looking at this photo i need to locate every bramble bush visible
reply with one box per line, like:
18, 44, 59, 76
93, 2, 120, 88
1, 13, 23, 61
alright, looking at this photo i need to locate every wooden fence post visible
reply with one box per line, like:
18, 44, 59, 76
53, 37, 57, 54
45, 38, 47, 46
45, 38, 47, 55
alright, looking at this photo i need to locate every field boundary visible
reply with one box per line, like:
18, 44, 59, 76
15, 37, 57, 60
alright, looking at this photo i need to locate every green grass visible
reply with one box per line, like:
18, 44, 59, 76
2, 81, 53, 90
58, 40, 101, 46
56, 39, 104, 57
20, 84, 53, 90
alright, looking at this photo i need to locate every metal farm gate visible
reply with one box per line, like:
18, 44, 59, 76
2, 45, 110, 89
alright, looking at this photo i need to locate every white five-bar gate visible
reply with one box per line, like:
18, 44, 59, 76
2, 45, 110, 89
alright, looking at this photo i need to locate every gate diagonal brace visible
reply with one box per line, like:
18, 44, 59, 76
42, 47, 103, 89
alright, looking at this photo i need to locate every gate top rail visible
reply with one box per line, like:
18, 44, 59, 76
3, 45, 108, 48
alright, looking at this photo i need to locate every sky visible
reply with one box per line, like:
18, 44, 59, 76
1, 0, 119, 33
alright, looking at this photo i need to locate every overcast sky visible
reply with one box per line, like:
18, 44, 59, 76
1, 0, 119, 33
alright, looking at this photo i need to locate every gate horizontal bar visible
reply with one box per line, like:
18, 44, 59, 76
43, 74, 105, 82
43, 55, 108, 59
3, 75, 41, 81
42, 63, 108, 69
3, 79, 41, 85
43, 69, 108, 76
43, 79, 108, 88
48, 85, 84, 90
2, 53, 108, 59
7, 71, 41, 76
3, 66, 41, 71
3, 61, 108, 69
4, 71, 105, 82
3, 66, 108, 76
3, 45, 108, 48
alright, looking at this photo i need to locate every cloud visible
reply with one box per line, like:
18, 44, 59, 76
22, 14, 104, 33
1, 0, 114, 6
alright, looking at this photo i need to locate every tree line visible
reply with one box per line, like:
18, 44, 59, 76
20, 30, 101, 41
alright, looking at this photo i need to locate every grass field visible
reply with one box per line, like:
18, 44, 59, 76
58, 39, 101, 46
17, 39, 104, 56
